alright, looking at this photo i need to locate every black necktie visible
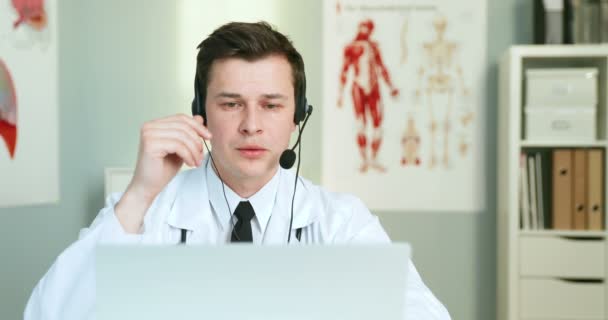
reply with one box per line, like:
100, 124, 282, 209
231, 201, 255, 242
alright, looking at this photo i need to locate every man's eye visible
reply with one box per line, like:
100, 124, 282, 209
266, 104, 278, 109
223, 102, 238, 108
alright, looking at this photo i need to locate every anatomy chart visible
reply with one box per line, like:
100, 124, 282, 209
0, 0, 58, 207
323, 0, 486, 212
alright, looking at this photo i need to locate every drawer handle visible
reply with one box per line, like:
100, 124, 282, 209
559, 236, 604, 241
557, 278, 604, 284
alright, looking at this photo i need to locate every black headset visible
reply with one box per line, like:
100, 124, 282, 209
191, 70, 310, 125
190, 63, 313, 243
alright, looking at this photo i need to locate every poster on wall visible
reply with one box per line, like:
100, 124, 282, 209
322, 0, 487, 212
0, 0, 58, 207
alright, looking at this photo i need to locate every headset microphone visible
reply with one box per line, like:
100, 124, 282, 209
279, 105, 313, 170
279, 149, 296, 170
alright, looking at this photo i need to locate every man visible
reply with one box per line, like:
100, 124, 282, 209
25, 22, 450, 319
338, 19, 399, 173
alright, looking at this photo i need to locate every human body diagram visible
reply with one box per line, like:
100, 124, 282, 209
408, 15, 473, 169
1, 0, 50, 159
337, 19, 399, 173
337, 14, 474, 173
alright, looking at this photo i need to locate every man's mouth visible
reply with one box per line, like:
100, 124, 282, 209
237, 145, 267, 159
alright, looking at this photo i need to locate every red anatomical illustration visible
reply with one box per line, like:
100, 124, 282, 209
12, 0, 47, 31
0, 59, 17, 159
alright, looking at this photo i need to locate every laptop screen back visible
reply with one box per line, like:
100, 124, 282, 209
96, 244, 410, 320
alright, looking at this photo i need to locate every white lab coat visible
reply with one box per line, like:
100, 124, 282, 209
24, 159, 451, 319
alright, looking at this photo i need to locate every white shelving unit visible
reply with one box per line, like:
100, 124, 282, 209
498, 45, 608, 320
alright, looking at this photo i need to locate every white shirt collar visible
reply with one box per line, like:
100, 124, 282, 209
205, 159, 280, 233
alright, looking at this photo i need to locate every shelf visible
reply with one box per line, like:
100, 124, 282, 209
519, 229, 605, 238
510, 44, 608, 58
520, 140, 607, 148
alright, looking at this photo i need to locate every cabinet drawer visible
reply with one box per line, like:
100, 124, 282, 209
520, 278, 605, 319
519, 236, 605, 279
519, 236, 605, 278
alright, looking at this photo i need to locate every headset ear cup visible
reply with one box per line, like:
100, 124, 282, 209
299, 97, 308, 123
294, 97, 301, 124
191, 99, 197, 117
294, 80, 307, 124
193, 75, 207, 126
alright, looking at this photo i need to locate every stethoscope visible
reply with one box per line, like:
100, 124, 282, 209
178, 228, 303, 245
178, 147, 308, 245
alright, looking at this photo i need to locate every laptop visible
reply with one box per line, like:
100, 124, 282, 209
95, 244, 411, 320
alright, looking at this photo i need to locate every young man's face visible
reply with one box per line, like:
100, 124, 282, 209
205, 54, 297, 185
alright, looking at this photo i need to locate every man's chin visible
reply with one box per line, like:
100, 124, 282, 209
236, 161, 279, 179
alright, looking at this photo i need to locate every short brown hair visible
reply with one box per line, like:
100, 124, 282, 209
195, 21, 306, 110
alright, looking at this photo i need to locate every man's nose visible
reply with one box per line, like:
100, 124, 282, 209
239, 106, 262, 135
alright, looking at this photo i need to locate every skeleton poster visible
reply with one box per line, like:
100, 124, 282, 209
0, 0, 58, 207
322, 0, 486, 212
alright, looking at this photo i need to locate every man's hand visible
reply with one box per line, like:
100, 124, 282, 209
115, 114, 212, 233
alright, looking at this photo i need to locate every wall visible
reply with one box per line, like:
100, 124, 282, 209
0, 1, 532, 319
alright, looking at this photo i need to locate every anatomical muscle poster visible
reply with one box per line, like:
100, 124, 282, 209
0, 0, 59, 207
322, 0, 486, 212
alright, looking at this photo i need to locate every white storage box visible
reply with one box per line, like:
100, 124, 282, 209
525, 106, 596, 141
526, 68, 598, 106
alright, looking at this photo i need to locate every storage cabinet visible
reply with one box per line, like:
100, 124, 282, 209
498, 45, 608, 320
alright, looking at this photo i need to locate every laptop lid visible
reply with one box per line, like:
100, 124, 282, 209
96, 244, 410, 320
